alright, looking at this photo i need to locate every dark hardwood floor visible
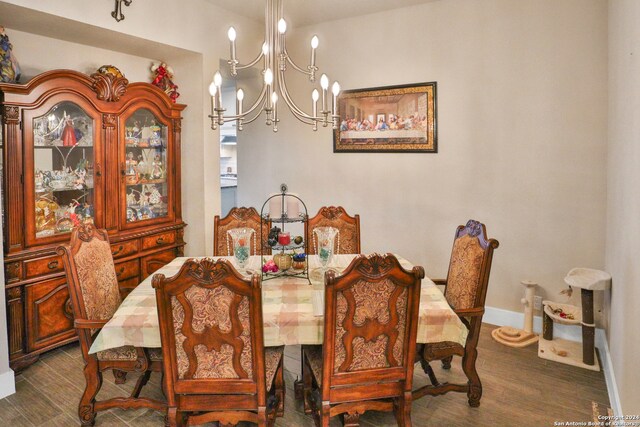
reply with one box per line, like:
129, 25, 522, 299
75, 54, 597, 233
0, 324, 610, 426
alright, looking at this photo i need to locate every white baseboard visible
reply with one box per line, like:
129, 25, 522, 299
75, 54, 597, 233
0, 369, 15, 399
484, 306, 621, 416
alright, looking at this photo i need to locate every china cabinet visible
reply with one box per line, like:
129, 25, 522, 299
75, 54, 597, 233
0, 67, 186, 371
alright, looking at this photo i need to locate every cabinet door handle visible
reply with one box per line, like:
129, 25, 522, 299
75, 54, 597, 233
156, 237, 165, 244
121, 163, 126, 176
112, 245, 124, 256
95, 163, 102, 177
116, 266, 125, 277
47, 260, 59, 270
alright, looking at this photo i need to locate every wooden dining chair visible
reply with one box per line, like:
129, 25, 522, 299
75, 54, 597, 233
152, 258, 285, 427
412, 219, 499, 407
300, 253, 424, 426
213, 206, 271, 256
306, 206, 361, 255
57, 223, 164, 427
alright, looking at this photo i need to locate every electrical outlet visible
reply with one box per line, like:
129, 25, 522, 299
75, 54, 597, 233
534, 296, 543, 310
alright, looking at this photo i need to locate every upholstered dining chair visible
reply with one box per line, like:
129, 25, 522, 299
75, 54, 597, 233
152, 258, 285, 427
213, 206, 271, 256
300, 253, 424, 427
57, 223, 164, 427
412, 219, 499, 407
306, 206, 361, 255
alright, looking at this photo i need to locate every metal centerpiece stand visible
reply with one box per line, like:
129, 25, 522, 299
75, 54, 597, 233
260, 184, 310, 283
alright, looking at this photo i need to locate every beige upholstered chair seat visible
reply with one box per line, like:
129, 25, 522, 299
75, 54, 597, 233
96, 345, 138, 361
96, 346, 164, 362
265, 346, 285, 391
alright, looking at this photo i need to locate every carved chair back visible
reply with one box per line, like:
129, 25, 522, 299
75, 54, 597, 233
153, 258, 268, 401
306, 206, 361, 255
321, 253, 423, 401
213, 207, 270, 256
58, 223, 121, 353
443, 220, 499, 312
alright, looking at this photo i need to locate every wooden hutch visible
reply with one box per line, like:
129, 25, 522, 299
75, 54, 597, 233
0, 67, 186, 371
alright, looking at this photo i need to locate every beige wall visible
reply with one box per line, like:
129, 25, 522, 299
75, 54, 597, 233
607, 0, 640, 415
239, 0, 608, 315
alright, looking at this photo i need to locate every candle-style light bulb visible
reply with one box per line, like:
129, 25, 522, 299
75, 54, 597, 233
278, 18, 287, 34
262, 42, 269, 55
271, 92, 278, 105
320, 74, 329, 89
214, 71, 222, 87
236, 88, 244, 120
320, 74, 329, 113
332, 81, 340, 116
208, 81, 217, 97
312, 89, 319, 118
310, 35, 319, 71
264, 68, 273, 85
227, 26, 237, 42
332, 81, 340, 96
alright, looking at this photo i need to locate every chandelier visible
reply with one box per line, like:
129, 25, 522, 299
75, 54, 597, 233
208, 0, 340, 132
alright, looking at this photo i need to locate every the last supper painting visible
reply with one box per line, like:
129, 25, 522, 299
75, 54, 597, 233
333, 82, 437, 153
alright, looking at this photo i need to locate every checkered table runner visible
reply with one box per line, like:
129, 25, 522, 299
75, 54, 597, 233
89, 255, 468, 353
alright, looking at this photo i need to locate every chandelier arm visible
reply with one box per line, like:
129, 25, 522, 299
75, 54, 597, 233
235, 52, 265, 71
283, 47, 313, 77
241, 97, 270, 125
236, 83, 269, 119
277, 69, 322, 121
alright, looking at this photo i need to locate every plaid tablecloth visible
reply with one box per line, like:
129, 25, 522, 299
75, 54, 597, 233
89, 255, 468, 354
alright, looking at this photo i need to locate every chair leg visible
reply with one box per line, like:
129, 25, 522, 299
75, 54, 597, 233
420, 359, 441, 386
462, 347, 482, 407
165, 407, 182, 427
441, 355, 453, 370
78, 359, 102, 427
294, 346, 304, 400
112, 369, 127, 384
131, 370, 152, 398
394, 391, 412, 427
321, 402, 331, 427
302, 355, 313, 415
275, 358, 285, 417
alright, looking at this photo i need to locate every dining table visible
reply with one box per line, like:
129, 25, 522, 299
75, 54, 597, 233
89, 254, 468, 354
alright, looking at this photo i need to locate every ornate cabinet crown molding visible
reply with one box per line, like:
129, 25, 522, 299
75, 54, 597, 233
91, 65, 129, 102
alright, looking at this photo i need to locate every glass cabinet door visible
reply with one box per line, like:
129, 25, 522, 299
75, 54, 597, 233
123, 108, 169, 224
32, 101, 96, 239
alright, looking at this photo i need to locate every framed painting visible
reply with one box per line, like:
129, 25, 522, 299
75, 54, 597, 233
333, 82, 437, 153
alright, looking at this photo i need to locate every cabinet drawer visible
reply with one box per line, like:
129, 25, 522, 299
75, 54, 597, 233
141, 249, 177, 280
118, 277, 140, 300
111, 240, 139, 259
24, 255, 64, 279
114, 259, 139, 281
141, 231, 176, 251
25, 278, 75, 352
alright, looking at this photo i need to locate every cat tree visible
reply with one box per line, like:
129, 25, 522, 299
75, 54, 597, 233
491, 280, 539, 347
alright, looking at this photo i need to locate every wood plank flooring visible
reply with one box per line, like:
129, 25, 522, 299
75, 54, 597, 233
0, 324, 610, 426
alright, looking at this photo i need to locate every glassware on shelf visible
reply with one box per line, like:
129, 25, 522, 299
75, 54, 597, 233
227, 227, 254, 270
314, 226, 338, 274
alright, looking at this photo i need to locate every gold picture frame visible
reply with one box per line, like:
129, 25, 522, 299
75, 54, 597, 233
333, 82, 437, 153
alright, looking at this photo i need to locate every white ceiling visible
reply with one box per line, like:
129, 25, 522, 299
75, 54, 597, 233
204, 0, 440, 27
